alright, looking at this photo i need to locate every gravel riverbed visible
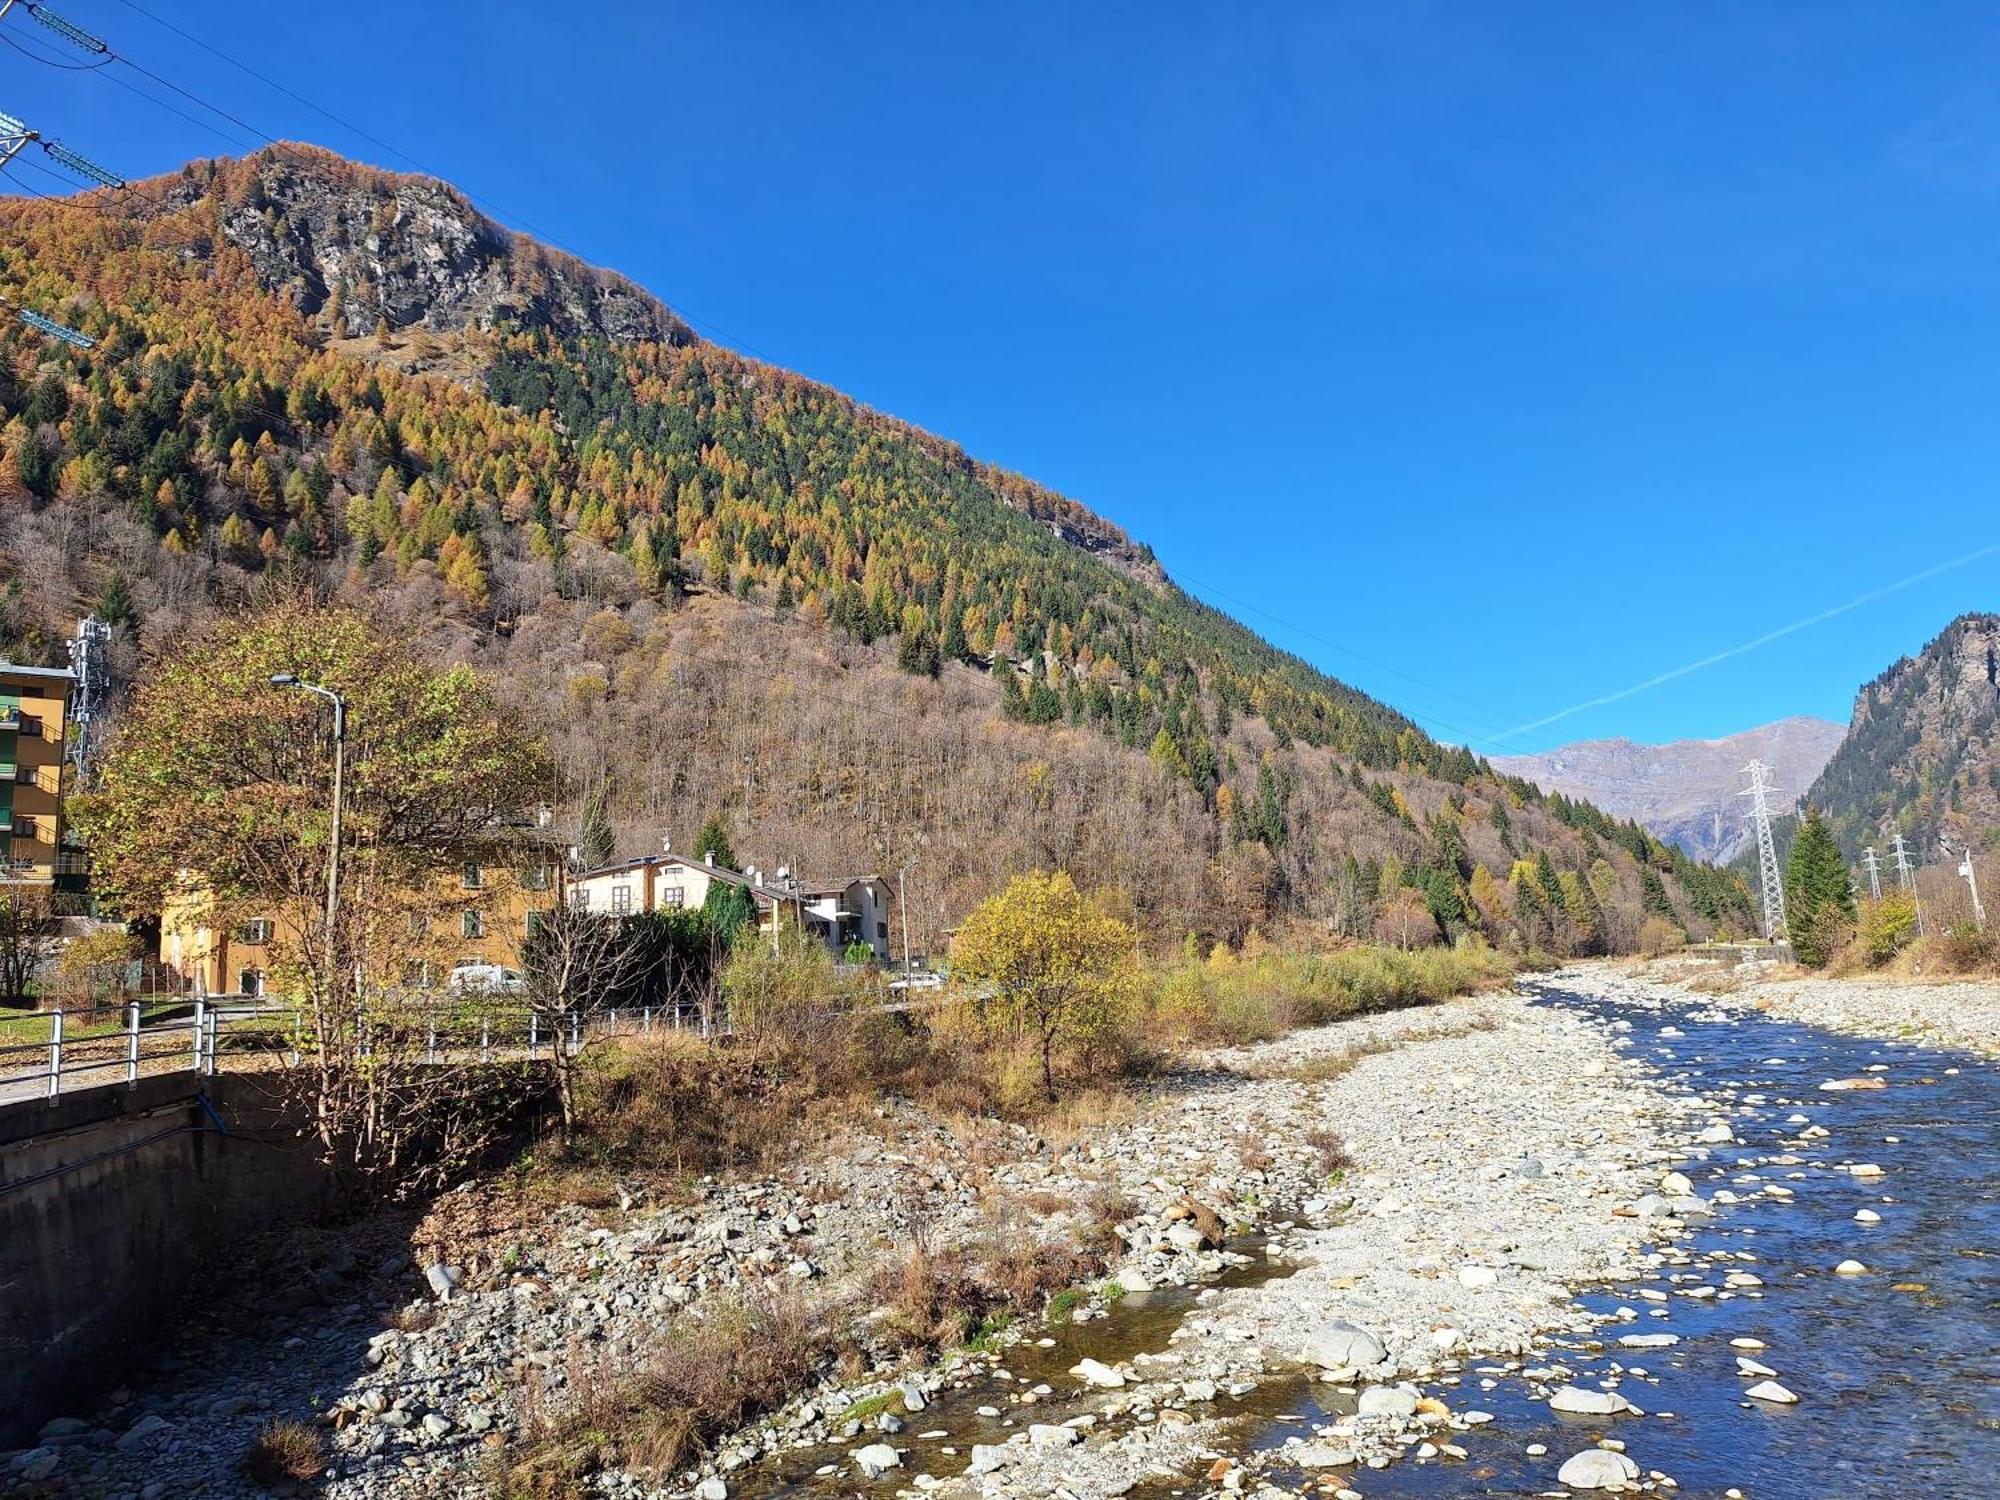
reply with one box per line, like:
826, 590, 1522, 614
3, 984, 1709, 1500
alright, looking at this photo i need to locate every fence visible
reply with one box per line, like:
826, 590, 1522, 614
0, 998, 717, 1105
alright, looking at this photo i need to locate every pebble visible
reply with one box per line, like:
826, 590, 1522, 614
1745, 1380, 1799, 1405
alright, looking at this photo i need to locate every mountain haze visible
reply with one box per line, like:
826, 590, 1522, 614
0, 144, 1755, 949
1492, 717, 1847, 863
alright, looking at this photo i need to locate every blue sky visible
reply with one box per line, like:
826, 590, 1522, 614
6, 1, 1999, 753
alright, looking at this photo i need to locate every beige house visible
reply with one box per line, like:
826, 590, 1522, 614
568, 851, 893, 963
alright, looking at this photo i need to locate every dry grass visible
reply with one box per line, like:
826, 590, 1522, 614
1305, 1126, 1353, 1176
502, 1291, 837, 1496
243, 1418, 326, 1486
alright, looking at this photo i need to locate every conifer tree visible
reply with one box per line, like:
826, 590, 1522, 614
1785, 807, 1854, 965
692, 813, 737, 870
579, 778, 616, 870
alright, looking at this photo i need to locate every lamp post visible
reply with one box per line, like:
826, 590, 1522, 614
271, 673, 347, 956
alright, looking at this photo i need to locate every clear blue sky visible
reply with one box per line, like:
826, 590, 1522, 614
7, 1, 1999, 754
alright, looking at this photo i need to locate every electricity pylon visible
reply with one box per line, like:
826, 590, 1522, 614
1739, 759, 1787, 942
1861, 846, 1883, 901
1889, 832, 1926, 937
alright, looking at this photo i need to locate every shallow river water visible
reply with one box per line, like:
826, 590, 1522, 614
1246, 981, 1999, 1499
745, 984, 1998, 1499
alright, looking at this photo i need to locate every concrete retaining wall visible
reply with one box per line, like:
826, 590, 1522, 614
0, 1072, 330, 1446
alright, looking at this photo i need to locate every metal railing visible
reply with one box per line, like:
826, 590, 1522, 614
0, 998, 720, 1105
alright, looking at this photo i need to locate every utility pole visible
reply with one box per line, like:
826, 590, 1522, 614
898, 863, 914, 981
271, 674, 347, 972
1738, 759, 1787, 943
1861, 846, 1883, 902
1942, 835, 1986, 929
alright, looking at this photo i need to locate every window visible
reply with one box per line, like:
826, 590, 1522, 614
461, 862, 484, 890
17, 714, 41, 738
660, 885, 686, 909
570, 887, 591, 911
462, 910, 485, 939
522, 864, 551, 891
237, 918, 274, 944
13, 764, 34, 787
239, 969, 263, 997
525, 911, 546, 939
13, 815, 39, 842
611, 884, 634, 915
877, 921, 889, 940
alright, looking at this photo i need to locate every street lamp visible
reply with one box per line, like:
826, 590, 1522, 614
271, 673, 347, 951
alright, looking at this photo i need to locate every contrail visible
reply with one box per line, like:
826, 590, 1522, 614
1490, 543, 2000, 744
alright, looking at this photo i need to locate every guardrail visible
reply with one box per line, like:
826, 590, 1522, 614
0, 998, 721, 1105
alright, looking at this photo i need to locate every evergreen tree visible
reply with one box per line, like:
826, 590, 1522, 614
97, 572, 135, 633
692, 813, 737, 870
578, 778, 616, 869
1785, 807, 1855, 965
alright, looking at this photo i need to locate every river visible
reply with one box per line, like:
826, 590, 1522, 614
743, 978, 1997, 1498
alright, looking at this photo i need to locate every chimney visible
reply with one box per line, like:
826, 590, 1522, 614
704, 849, 713, 866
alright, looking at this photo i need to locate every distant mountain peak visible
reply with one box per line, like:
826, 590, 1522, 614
1493, 716, 1848, 863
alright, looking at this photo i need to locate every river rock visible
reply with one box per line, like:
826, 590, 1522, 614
1745, 1380, 1798, 1404
1618, 1333, 1680, 1348
967, 1444, 1015, 1475
1358, 1385, 1420, 1419
1834, 1259, 1868, 1276
1028, 1423, 1081, 1448
1660, 1171, 1694, 1196
1736, 1357, 1776, 1377
1549, 1386, 1640, 1417
1697, 1123, 1736, 1144
1855, 1209, 1882, 1224
1071, 1358, 1126, 1388
852, 1443, 901, 1478
694, 1480, 728, 1500
1300, 1322, 1387, 1371
1819, 1077, 1887, 1091
1558, 1449, 1641, 1488
1295, 1442, 1358, 1467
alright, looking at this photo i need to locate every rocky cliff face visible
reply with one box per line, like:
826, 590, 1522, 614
1809, 613, 2000, 855
1493, 716, 1848, 863
154, 145, 691, 346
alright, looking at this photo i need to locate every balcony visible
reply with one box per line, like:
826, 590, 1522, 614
0, 708, 17, 733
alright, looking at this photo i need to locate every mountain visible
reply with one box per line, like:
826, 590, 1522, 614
0, 144, 1757, 951
1808, 613, 2000, 858
1491, 717, 1847, 863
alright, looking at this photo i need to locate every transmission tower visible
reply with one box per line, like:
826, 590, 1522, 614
1861, 845, 1883, 901
1739, 759, 1787, 942
1888, 832, 1926, 936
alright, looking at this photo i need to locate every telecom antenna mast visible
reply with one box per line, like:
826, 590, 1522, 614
1739, 759, 1787, 942
66, 616, 109, 781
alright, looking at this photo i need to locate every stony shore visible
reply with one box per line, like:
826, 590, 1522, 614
2, 985, 1711, 1500
1615, 955, 2000, 1058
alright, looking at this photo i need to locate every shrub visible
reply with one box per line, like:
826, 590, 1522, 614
1638, 916, 1686, 957
1856, 894, 1920, 964
1938, 920, 1994, 973
243, 1419, 326, 1486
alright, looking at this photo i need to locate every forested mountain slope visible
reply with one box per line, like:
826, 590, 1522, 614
0, 144, 1754, 951
1808, 613, 2000, 858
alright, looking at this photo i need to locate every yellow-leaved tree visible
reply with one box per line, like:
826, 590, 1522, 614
949, 870, 1137, 1098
